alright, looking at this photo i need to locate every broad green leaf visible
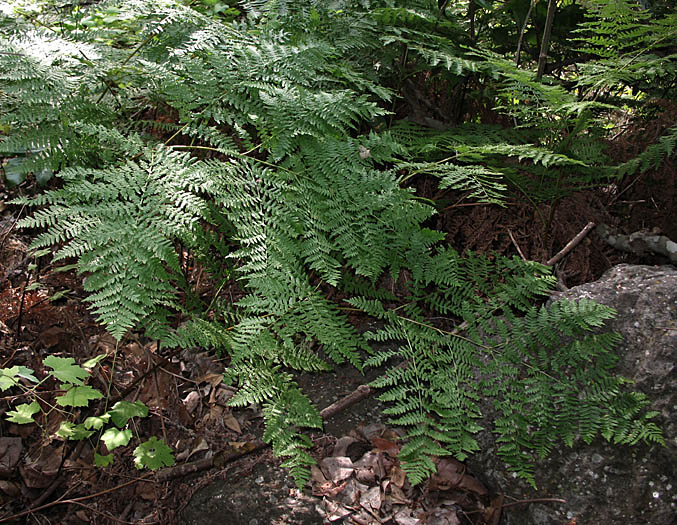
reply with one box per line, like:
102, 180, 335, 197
109, 401, 149, 428
6, 401, 41, 424
56, 384, 103, 407
44, 356, 89, 385
3, 157, 27, 187
101, 428, 132, 451
82, 354, 107, 369
84, 413, 111, 430
0, 366, 38, 391
94, 453, 114, 467
133, 437, 175, 470
57, 422, 95, 440
16, 366, 39, 383
1, 367, 20, 391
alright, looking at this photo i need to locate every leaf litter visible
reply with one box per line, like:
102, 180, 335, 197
311, 423, 492, 525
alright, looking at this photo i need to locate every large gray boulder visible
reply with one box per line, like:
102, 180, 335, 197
468, 264, 677, 525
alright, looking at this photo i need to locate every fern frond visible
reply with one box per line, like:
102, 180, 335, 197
15, 147, 209, 339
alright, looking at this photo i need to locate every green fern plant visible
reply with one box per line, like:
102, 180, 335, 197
1, 0, 667, 489
14, 147, 209, 340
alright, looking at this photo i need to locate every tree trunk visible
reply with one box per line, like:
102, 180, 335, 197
469, 0, 476, 42
536, 0, 557, 80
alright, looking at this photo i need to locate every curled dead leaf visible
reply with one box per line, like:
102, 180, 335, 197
20, 445, 63, 488
323, 497, 353, 522
333, 435, 359, 457
371, 437, 400, 457
429, 458, 487, 496
183, 390, 201, 414
0, 437, 22, 477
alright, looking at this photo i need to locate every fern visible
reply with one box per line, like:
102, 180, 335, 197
616, 122, 677, 177
15, 146, 208, 339
574, 0, 677, 95
2, 0, 667, 489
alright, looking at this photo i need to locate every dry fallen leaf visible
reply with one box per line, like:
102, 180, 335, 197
196, 372, 224, 388
321, 456, 354, 483
333, 435, 359, 457
223, 411, 241, 433
484, 493, 504, 525
371, 437, 400, 457
0, 437, 22, 476
388, 484, 410, 505
201, 403, 223, 430
337, 478, 370, 507
93, 333, 117, 355
136, 479, 156, 500
186, 436, 210, 461
393, 508, 422, 525
183, 390, 201, 414
0, 480, 20, 497
323, 497, 353, 522
20, 445, 64, 488
425, 507, 461, 525
354, 451, 387, 481
429, 458, 487, 496
360, 485, 383, 513
390, 465, 407, 488
358, 422, 386, 442
39, 326, 65, 349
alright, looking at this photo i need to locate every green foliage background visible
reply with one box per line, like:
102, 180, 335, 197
1, 0, 671, 487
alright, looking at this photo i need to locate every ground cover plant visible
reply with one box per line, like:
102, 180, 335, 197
0, 0, 674, 519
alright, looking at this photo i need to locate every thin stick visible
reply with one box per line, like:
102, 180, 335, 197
546, 222, 595, 266
501, 497, 567, 508
536, 0, 558, 80
0, 204, 25, 253
507, 229, 527, 261
515, 0, 537, 67
320, 385, 372, 420
0, 473, 154, 522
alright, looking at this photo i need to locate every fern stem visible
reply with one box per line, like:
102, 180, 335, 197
397, 315, 491, 350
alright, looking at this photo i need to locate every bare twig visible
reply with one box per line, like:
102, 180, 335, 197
501, 497, 567, 508
507, 229, 527, 261
0, 473, 154, 522
515, 0, 537, 67
320, 384, 372, 420
0, 204, 26, 253
546, 222, 595, 266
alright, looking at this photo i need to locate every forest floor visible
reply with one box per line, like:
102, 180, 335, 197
0, 111, 675, 524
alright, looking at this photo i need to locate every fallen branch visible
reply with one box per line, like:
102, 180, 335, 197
0, 473, 154, 523
546, 222, 595, 266
320, 384, 372, 420
156, 382, 378, 482
156, 439, 266, 482
596, 223, 677, 264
